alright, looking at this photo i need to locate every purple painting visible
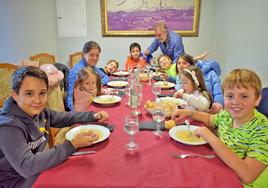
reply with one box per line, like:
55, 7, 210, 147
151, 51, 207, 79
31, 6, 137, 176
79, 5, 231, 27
101, 0, 200, 36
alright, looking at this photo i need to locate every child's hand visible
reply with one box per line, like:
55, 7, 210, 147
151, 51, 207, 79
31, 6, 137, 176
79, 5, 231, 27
94, 111, 109, 122
209, 103, 223, 114
71, 130, 99, 149
195, 127, 216, 144
171, 109, 190, 124
160, 73, 168, 80
174, 91, 183, 98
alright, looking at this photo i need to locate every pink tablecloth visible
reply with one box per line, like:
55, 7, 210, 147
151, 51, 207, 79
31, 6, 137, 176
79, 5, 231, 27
33, 82, 242, 188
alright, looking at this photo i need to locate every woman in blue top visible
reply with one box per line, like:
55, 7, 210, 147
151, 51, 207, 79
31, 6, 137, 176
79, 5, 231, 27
174, 53, 224, 114
66, 41, 109, 111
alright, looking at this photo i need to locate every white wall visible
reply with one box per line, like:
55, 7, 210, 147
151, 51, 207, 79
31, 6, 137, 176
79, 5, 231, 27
0, 0, 57, 63
214, 0, 268, 86
0, 0, 267, 86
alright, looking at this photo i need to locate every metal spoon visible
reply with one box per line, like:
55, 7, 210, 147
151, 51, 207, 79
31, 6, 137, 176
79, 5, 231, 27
185, 120, 192, 136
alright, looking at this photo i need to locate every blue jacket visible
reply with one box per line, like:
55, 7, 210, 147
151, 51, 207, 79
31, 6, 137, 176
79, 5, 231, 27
148, 30, 184, 64
66, 58, 109, 111
175, 60, 224, 105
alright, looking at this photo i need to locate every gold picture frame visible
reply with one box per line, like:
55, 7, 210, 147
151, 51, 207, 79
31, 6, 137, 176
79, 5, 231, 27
101, 0, 200, 36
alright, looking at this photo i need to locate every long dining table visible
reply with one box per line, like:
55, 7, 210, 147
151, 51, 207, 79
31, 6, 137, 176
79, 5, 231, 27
33, 79, 243, 188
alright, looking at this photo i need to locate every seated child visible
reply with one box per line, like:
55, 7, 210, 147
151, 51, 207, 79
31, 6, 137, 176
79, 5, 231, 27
158, 55, 177, 83
174, 66, 212, 112
172, 68, 268, 187
100, 60, 119, 76
0, 66, 109, 187
175, 53, 223, 114
74, 67, 101, 112
124, 42, 147, 71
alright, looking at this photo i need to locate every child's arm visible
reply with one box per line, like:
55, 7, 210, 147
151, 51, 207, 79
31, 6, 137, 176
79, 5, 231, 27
196, 127, 266, 184
172, 109, 215, 128
193, 51, 209, 61
182, 93, 210, 112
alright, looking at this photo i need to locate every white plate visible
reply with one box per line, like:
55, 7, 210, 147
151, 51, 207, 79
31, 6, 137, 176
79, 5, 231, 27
169, 125, 207, 145
107, 81, 129, 88
93, 95, 121, 106
112, 70, 130, 77
66, 125, 110, 144
154, 81, 175, 89
156, 97, 187, 106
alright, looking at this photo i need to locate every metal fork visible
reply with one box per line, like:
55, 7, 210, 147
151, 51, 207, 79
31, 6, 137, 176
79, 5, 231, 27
172, 153, 215, 159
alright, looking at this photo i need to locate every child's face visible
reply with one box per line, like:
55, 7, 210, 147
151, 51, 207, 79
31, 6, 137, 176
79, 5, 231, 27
159, 56, 171, 69
177, 57, 191, 72
106, 62, 118, 73
224, 86, 260, 123
81, 74, 97, 94
84, 48, 100, 67
11, 76, 48, 117
180, 74, 195, 94
130, 47, 141, 60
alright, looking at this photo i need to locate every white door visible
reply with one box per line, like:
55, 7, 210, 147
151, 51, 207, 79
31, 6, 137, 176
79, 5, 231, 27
56, 0, 87, 37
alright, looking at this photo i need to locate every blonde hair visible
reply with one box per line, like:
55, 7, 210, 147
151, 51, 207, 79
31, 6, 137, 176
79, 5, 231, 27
181, 66, 212, 106
154, 22, 168, 32
222, 68, 262, 98
74, 67, 101, 96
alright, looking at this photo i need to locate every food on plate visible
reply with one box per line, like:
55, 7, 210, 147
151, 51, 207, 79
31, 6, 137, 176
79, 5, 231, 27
94, 97, 117, 104
138, 73, 149, 81
175, 130, 204, 143
75, 128, 103, 140
144, 100, 155, 109
154, 81, 175, 89
164, 120, 176, 130
144, 100, 177, 117
107, 81, 128, 87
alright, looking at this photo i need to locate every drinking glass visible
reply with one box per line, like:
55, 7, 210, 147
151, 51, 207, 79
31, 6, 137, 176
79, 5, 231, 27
124, 114, 139, 150
148, 70, 154, 85
152, 84, 161, 100
152, 104, 165, 136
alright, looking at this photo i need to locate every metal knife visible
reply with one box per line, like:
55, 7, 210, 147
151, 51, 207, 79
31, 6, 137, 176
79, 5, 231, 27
72, 151, 96, 156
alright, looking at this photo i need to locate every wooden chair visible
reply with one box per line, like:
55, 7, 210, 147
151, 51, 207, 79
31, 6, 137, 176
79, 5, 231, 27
69, 51, 83, 68
30, 53, 56, 66
0, 63, 18, 108
20, 59, 39, 67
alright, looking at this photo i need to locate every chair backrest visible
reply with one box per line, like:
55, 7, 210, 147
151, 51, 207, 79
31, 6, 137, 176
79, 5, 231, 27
257, 87, 268, 117
0, 63, 18, 108
20, 59, 40, 67
30, 53, 56, 66
69, 51, 83, 68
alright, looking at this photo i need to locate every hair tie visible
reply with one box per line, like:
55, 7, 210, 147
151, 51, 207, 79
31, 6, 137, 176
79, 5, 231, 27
183, 69, 199, 86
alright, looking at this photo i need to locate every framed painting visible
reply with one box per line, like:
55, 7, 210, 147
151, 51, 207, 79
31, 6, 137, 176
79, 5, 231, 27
101, 0, 200, 36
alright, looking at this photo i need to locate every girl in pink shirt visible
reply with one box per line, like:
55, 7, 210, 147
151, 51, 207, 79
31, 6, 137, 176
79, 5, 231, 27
74, 67, 101, 112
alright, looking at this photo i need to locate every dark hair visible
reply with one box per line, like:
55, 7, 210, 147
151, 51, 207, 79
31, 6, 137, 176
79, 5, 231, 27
129, 42, 141, 52
12, 66, 48, 94
83, 41, 101, 54
181, 66, 212, 107
178, 54, 196, 65
176, 53, 196, 74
